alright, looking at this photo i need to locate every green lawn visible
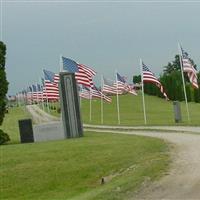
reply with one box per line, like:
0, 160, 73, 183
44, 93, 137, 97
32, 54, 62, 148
81, 93, 200, 126
0, 106, 31, 144
42, 93, 200, 126
0, 107, 170, 200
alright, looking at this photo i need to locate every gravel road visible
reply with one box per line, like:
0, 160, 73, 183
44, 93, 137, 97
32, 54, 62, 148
26, 105, 59, 123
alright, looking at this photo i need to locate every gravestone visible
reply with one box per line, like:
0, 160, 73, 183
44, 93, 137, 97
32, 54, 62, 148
173, 101, 182, 123
18, 119, 34, 143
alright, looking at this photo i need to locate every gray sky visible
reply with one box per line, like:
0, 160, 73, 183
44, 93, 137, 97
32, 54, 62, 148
1, 0, 200, 94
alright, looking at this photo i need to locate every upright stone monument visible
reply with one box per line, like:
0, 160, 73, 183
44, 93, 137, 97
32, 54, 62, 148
59, 72, 83, 138
173, 101, 182, 123
18, 119, 34, 143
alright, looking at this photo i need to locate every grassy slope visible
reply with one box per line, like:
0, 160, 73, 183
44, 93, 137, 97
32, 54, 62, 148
81, 92, 200, 126
0, 107, 170, 200
44, 93, 200, 126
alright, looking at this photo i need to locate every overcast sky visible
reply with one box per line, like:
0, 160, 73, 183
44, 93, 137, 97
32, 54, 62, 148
1, 0, 200, 94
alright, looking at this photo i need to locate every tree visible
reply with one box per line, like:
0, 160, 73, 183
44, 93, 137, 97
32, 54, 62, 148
161, 55, 198, 102
0, 41, 9, 144
194, 72, 200, 103
163, 55, 181, 74
133, 75, 141, 84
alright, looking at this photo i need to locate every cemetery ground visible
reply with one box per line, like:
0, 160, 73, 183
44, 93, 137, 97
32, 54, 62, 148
46, 93, 200, 126
1, 95, 200, 199
1, 107, 170, 199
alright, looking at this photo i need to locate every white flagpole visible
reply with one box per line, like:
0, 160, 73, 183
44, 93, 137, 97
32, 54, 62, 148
115, 70, 120, 125
89, 87, 92, 122
45, 86, 50, 113
31, 85, 34, 105
140, 59, 147, 125
43, 69, 50, 113
101, 75, 104, 124
59, 55, 63, 121
41, 89, 45, 110
39, 77, 45, 110
36, 83, 39, 105
178, 43, 190, 123
60, 54, 63, 73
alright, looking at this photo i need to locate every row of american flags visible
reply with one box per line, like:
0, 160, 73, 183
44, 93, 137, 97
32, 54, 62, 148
16, 45, 199, 124
18, 56, 139, 104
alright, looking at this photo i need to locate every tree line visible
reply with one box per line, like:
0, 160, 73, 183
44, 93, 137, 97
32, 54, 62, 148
133, 55, 200, 103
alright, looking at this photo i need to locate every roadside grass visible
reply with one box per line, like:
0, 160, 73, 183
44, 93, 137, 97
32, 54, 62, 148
0, 107, 170, 200
0, 106, 31, 144
1, 132, 170, 200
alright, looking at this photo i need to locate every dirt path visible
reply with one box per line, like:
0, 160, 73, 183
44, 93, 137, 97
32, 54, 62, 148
26, 105, 59, 124
87, 128, 200, 200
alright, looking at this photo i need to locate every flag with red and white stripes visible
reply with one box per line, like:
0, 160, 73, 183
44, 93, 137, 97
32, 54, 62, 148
181, 47, 199, 89
43, 70, 59, 101
62, 57, 96, 88
116, 73, 137, 95
142, 62, 169, 100
80, 85, 112, 103
92, 85, 112, 103
102, 77, 118, 94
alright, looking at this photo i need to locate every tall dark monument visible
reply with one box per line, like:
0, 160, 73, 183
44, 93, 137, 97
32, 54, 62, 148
59, 72, 83, 138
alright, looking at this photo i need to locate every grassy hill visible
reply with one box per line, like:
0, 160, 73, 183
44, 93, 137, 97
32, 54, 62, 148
81, 92, 200, 126
0, 107, 170, 200
46, 92, 200, 126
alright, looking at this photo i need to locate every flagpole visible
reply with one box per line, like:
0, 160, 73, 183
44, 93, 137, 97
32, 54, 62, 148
178, 43, 190, 123
101, 75, 104, 124
59, 54, 63, 73
36, 83, 39, 105
43, 69, 50, 113
31, 88, 33, 105
89, 87, 92, 122
39, 77, 45, 110
115, 70, 120, 125
59, 55, 63, 121
140, 59, 147, 125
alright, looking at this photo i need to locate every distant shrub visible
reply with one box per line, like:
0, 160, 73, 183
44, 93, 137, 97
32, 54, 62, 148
57, 107, 61, 113
0, 129, 10, 145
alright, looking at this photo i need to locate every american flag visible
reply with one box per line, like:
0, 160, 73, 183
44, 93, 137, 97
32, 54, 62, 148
62, 57, 96, 88
102, 77, 118, 94
54, 73, 60, 87
80, 85, 112, 103
43, 70, 59, 101
116, 73, 137, 95
142, 62, 168, 99
181, 47, 199, 89
92, 85, 112, 103
79, 86, 92, 100
31, 84, 39, 102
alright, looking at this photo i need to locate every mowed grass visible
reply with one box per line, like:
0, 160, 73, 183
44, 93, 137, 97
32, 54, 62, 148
0, 107, 170, 200
39, 93, 200, 126
0, 107, 31, 144
81, 92, 200, 126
